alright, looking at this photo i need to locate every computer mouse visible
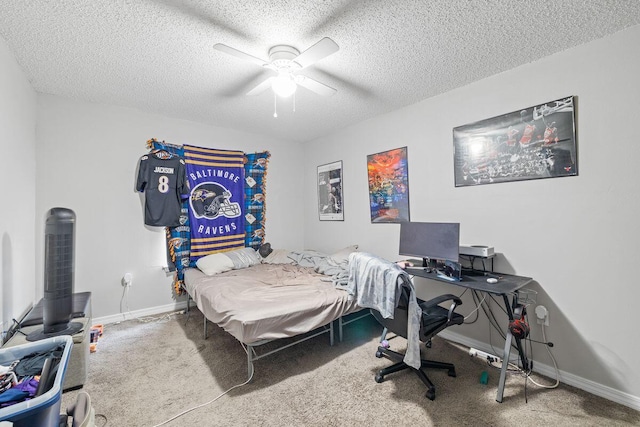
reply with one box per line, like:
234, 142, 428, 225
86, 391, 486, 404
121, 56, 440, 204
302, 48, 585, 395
486, 278, 498, 284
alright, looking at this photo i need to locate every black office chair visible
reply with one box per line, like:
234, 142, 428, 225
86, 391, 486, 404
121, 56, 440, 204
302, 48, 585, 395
372, 276, 464, 400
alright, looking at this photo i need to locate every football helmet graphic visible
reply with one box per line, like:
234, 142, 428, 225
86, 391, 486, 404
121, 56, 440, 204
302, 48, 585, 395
190, 182, 242, 219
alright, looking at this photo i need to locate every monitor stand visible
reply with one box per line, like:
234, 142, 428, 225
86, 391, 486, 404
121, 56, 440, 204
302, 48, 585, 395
422, 258, 438, 269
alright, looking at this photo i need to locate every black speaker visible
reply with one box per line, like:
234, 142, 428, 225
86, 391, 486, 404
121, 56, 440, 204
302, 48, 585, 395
27, 208, 82, 341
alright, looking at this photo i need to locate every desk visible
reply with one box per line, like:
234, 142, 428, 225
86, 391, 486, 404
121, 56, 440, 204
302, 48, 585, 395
405, 267, 533, 402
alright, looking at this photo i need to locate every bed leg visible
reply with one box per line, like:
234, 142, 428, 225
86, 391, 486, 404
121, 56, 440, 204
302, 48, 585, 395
330, 321, 334, 346
203, 316, 208, 340
247, 345, 254, 381
183, 294, 192, 325
338, 317, 343, 342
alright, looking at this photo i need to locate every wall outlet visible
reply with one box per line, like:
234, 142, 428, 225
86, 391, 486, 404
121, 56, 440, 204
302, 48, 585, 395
535, 305, 549, 326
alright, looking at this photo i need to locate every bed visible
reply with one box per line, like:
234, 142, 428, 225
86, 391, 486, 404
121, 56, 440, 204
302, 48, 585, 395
182, 247, 364, 379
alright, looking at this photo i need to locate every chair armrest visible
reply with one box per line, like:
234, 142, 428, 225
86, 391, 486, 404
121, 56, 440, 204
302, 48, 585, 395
419, 294, 463, 323
419, 293, 463, 308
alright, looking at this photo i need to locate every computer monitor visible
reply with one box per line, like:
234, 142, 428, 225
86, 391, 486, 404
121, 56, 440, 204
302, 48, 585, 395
399, 222, 460, 267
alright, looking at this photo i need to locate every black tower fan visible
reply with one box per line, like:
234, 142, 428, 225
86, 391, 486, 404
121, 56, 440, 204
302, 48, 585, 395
27, 208, 83, 341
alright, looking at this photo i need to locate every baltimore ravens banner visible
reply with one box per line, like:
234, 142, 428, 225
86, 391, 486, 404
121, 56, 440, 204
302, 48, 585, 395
184, 145, 245, 260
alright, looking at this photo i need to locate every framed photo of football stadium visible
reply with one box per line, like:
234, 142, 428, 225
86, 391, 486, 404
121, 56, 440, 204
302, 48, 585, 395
453, 96, 578, 187
317, 161, 344, 221
367, 147, 410, 223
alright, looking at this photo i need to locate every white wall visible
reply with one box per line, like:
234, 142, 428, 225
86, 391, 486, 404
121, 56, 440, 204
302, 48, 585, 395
0, 37, 37, 338
35, 94, 305, 319
303, 25, 640, 406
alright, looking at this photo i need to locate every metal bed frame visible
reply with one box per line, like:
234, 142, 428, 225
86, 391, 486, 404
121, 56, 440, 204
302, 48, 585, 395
184, 290, 369, 381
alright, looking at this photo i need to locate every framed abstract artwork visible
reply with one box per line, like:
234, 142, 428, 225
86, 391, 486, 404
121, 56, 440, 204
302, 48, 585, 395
453, 96, 577, 186
367, 147, 410, 223
317, 160, 344, 221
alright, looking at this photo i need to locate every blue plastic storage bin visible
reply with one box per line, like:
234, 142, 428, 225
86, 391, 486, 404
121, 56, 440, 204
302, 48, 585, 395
0, 335, 73, 427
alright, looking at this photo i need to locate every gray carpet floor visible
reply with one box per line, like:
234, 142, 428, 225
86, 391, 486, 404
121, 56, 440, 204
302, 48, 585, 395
60, 310, 640, 426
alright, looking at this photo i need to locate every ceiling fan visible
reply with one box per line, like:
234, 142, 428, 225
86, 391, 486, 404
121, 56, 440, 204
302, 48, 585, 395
213, 37, 339, 99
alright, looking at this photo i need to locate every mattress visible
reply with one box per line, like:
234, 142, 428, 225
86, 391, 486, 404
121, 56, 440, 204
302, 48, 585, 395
183, 263, 360, 344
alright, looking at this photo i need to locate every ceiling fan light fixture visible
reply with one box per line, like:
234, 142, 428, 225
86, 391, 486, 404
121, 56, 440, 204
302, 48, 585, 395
214, 38, 339, 104
272, 72, 297, 98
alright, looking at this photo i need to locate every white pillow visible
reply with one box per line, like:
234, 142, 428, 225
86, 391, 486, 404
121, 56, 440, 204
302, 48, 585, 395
196, 253, 234, 276
330, 245, 359, 263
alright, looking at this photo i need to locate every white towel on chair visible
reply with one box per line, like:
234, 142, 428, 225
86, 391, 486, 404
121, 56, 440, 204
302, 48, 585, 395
341, 252, 422, 369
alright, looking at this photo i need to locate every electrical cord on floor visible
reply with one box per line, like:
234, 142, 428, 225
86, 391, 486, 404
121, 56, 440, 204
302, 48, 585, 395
151, 342, 254, 427
117, 284, 185, 324
134, 311, 185, 324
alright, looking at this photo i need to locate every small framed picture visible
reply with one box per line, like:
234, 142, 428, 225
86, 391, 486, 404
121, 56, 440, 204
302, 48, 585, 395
367, 147, 410, 223
317, 161, 344, 221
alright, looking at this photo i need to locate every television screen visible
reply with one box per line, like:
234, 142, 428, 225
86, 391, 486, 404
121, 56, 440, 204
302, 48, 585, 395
399, 222, 460, 262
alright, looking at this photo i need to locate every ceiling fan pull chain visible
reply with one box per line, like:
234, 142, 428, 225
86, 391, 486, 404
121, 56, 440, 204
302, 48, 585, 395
273, 93, 278, 118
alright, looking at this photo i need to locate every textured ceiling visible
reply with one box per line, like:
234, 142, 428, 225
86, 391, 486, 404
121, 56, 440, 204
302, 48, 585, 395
2, 1, 640, 143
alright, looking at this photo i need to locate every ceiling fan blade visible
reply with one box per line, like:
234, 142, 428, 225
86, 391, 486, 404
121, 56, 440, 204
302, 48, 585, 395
296, 75, 337, 96
214, 43, 269, 67
293, 37, 339, 69
156, 1, 248, 40
311, 68, 373, 97
246, 77, 274, 96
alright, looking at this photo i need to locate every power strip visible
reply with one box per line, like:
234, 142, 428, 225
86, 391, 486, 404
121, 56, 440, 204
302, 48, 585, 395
469, 347, 502, 364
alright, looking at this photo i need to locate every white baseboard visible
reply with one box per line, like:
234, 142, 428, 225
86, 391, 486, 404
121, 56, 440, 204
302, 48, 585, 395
93, 301, 189, 326
439, 330, 640, 411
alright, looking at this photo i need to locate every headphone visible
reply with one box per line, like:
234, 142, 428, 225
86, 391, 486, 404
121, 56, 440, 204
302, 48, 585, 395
509, 317, 530, 339
509, 306, 530, 339
508, 306, 555, 346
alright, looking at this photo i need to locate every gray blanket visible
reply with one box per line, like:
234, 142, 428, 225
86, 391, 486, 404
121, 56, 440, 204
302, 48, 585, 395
339, 252, 422, 370
288, 250, 328, 268
289, 250, 350, 286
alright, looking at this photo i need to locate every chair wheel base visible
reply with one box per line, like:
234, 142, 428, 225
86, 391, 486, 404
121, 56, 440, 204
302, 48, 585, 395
448, 368, 456, 377
375, 374, 384, 383
426, 389, 435, 400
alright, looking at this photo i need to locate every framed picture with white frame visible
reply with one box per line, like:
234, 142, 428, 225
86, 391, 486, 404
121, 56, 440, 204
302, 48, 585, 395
317, 161, 344, 221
